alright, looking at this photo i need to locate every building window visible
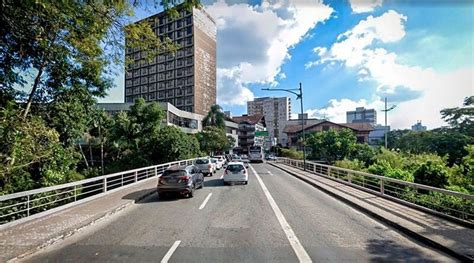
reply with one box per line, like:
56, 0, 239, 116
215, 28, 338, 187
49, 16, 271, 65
149, 83, 157, 92
167, 89, 174, 97
176, 88, 183, 96
158, 91, 165, 98
176, 69, 184, 77
186, 86, 193, 95
186, 36, 193, 45
185, 96, 193, 105
176, 97, 183, 105
357, 136, 365, 143
149, 92, 156, 100
125, 88, 132, 95
322, 125, 330, 131
141, 85, 148, 93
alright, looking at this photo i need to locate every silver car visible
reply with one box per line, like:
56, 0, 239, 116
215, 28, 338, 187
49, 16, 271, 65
157, 165, 204, 198
194, 157, 215, 176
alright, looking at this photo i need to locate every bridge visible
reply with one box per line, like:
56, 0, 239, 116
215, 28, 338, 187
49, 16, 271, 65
0, 158, 473, 262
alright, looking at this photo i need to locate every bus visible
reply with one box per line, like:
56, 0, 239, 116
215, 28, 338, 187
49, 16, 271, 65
249, 146, 264, 163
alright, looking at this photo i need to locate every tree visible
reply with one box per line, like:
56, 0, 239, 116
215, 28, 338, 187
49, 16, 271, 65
441, 96, 474, 135
197, 126, 230, 155
203, 105, 226, 128
307, 129, 357, 164
150, 126, 201, 163
350, 143, 376, 166
0, 1, 199, 118
0, 104, 81, 194
413, 160, 449, 188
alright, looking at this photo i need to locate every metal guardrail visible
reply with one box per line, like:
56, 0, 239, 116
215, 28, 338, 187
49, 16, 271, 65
276, 158, 474, 224
0, 158, 200, 225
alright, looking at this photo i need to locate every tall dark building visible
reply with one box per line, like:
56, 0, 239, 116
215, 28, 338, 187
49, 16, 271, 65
125, 6, 216, 115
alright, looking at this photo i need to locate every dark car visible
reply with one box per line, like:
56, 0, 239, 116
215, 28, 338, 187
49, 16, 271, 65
157, 165, 204, 198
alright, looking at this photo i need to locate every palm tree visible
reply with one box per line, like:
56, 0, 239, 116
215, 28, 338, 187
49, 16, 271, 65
203, 105, 226, 129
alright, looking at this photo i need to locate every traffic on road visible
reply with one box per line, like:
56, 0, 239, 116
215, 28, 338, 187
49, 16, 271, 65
22, 159, 454, 262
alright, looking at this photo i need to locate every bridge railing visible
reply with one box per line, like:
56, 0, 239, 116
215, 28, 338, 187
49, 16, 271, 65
0, 157, 200, 226
276, 157, 474, 224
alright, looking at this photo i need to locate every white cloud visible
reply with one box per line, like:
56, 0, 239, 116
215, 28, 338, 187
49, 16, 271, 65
205, 0, 333, 106
349, 0, 383, 13
306, 98, 383, 123
307, 10, 474, 129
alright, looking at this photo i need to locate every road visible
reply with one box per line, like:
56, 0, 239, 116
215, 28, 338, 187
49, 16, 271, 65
24, 163, 454, 262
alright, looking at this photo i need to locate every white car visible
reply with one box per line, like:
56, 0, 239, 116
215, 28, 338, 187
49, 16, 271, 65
211, 158, 222, 170
213, 155, 226, 167
223, 162, 248, 185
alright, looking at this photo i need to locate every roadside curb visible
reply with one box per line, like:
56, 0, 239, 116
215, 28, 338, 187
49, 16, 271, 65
7, 189, 157, 262
269, 162, 472, 262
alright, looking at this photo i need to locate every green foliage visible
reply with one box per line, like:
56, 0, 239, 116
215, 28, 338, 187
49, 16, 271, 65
280, 148, 304, 159
334, 159, 366, 171
350, 143, 376, 166
413, 160, 449, 188
307, 128, 357, 164
0, 105, 80, 194
197, 126, 232, 154
150, 126, 201, 163
368, 160, 414, 182
202, 105, 226, 129
440, 96, 474, 136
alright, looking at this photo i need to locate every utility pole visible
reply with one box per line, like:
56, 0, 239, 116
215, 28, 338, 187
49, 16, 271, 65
262, 83, 306, 171
382, 97, 396, 149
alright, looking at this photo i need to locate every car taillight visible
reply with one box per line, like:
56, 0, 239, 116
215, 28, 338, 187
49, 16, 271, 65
178, 176, 189, 183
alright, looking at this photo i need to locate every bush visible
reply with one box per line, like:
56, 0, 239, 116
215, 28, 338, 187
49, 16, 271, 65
280, 148, 304, 159
334, 159, 366, 171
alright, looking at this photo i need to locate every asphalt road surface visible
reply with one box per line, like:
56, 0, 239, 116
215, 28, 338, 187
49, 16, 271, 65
23, 163, 454, 262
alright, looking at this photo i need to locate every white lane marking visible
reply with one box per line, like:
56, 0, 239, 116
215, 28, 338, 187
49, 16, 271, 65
199, 193, 213, 210
249, 165, 312, 263
161, 240, 181, 263
219, 173, 224, 179
268, 170, 274, 176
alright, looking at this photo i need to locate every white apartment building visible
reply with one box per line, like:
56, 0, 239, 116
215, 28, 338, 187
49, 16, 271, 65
247, 97, 291, 145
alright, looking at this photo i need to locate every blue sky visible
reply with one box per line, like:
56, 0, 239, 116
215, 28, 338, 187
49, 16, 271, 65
101, 0, 473, 129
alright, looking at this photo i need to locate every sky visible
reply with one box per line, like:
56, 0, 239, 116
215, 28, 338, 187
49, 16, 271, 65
101, 0, 474, 130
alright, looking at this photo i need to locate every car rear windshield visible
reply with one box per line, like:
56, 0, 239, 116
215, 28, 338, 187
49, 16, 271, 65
211, 159, 217, 163
195, 159, 209, 164
227, 164, 244, 172
162, 170, 186, 177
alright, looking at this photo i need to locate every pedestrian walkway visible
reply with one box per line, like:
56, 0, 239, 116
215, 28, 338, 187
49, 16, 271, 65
0, 178, 157, 262
270, 162, 474, 262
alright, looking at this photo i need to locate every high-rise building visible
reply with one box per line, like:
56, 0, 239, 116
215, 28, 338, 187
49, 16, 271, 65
247, 97, 291, 145
124, 6, 216, 115
346, 107, 377, 125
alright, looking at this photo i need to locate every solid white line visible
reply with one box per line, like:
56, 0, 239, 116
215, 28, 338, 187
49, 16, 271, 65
161, 240, 181, 263
249, 165, 312, 263
199, 193, 213, 210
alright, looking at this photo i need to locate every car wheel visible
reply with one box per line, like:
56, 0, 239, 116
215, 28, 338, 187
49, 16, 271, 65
244, 181, 248, 185
198, 181, 204, 189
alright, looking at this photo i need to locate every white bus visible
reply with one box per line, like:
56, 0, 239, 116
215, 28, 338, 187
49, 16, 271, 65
249, 146, 264, 163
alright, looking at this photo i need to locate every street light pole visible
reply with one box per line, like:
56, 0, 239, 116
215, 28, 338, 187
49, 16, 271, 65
381, 97, 396, 149
262, 83, 306, 171
299, 83, 306, 171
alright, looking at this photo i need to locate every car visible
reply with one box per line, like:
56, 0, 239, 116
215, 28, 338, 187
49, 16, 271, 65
157, 165, 204, 198
212, 155, 226, 167
211, 158, 222, 170
231, 156, 242, 162
223, 162, 248, 185
194, 157, 215, 176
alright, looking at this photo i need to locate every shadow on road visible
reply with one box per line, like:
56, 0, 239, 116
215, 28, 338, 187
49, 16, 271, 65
204, 178, 225, 187
365, 239, 441, 262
